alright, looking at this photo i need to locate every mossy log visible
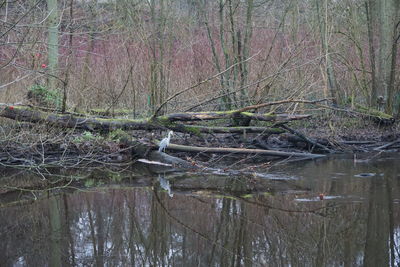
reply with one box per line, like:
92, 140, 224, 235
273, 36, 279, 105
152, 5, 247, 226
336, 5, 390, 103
171, 124, 284, 135
0, 105, 324, 168
160, 111, 311, 122
0, 105, 306, 135
354, 104, 395, 124
0, 105, 157, 132
314, 103, 395, 125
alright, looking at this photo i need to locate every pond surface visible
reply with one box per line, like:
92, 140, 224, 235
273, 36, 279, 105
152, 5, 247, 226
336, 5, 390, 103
0, 154, 399, 266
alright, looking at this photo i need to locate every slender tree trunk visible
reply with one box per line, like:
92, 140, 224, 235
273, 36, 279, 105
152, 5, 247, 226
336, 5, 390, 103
365, 0, 378, 106
377, 0, 392, 109
386, 0, 399, 114
62, 0, 74, 112
315, 0, 340, 105
240, 0, 254, 102
47, 0, 59, 91
219, 0, 233, 110
149, 0, 168, 115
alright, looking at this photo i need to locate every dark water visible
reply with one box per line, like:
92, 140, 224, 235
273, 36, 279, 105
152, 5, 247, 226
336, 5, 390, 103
0, 154, 399, 266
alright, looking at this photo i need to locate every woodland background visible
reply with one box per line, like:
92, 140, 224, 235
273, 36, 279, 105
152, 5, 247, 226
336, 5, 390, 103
1, 0, 399, 116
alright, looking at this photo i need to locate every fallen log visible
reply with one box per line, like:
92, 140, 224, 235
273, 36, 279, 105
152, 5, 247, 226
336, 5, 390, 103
170, 124, 284, 134
0, 105, 325, 170
160, 111, 310, 123
313, 103, 395, 125
373, 139, 400, 151
235, 98, 332, 113
158, 142, 325, 159
0, 105, 302, 135
0, 105, 157, 132
354, 104, 395, 125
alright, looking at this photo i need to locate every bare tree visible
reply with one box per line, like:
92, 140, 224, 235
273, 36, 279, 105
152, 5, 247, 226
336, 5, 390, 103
198, 0, 255, 110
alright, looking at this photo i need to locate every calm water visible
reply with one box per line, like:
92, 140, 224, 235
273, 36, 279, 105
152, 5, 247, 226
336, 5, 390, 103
0, 154, 399, 266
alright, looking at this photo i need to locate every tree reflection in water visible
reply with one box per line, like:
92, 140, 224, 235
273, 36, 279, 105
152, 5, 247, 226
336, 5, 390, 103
0, 156, 399, 266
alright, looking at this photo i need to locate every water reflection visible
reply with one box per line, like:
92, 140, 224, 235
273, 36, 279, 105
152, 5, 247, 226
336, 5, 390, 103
0, 155, 399, 266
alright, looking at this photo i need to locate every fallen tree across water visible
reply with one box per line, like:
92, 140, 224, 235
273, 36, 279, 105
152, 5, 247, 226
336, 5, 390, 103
157, 143, 325, 159
0, 105, 305, 133
0, 98, 398, 170
0, 104, 329, 166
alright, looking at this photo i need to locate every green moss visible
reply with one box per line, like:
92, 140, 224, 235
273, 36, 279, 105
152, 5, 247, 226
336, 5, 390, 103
239, 111, 274, 117
264, 112, 275, 116
73, 131, 103, 143
28, 84, 62, 108
90, 108, 132, 116
225, 110, 239, 115
84, 179, 95, 187
355, 104, 393, 119
202, 119, 231, 126
94, 117, 150, 124
188, 110, 238, 115
110, 173, 123, 182
240, 111, 254, 117
182, 125, 202, 136
269, 128, 285, 134
156, 116, 174, 126
154, 117, 205, 136
108, 129, 131, 141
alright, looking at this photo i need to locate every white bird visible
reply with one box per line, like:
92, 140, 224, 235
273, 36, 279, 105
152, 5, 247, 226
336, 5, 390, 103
158, 130, 173, 152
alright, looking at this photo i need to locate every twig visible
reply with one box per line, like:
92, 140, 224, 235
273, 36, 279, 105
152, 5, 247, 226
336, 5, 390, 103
373, 139, 400, 151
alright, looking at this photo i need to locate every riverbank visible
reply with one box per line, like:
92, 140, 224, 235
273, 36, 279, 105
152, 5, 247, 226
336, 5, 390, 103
0, 111, 398, 170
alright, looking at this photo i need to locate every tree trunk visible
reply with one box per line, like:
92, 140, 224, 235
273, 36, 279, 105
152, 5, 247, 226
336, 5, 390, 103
149, 0, 168, 115
47, 0, 59, 92
366, 0, 399, 113
365, 0, 377, 106
240, 0, 254, 102
315, 0, 340, 105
